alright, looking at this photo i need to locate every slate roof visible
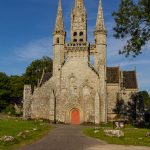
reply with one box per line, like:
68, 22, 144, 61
107, 67, 138, 89
106, 67, 120, 84
39, 68, 138, 89
123, 71, 138, 89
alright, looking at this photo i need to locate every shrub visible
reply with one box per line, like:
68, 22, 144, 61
4, 104, 16, 115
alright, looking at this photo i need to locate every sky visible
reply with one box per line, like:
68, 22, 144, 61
0, 0, 149, 93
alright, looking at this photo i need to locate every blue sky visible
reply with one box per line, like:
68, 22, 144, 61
0, 0, 149, 93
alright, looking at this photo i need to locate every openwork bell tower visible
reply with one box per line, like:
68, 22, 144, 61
71, 0, 87, 43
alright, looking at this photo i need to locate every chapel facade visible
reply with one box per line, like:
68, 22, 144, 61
23, 0, 138, 124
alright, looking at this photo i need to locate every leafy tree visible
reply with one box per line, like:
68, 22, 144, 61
24, 56, 53, 87
0, 72, 11, 111
113, 98, 127, 115
127, 92, 145, 123
139, 91, 150, 109
0, 56, 53, 113
113, 98, 128, 121
112, 0, 150, 57
9, 75, 25, 98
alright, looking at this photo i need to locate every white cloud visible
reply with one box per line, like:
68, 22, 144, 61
15, 37, 53, 62
113, 59, 150, 67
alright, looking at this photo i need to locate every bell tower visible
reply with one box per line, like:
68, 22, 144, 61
71, 0, 87, 43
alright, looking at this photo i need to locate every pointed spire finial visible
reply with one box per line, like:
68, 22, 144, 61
75, 0, 83, 8
99, 0, 102, 5
95, 0, 106, 32
58, 0, 62, 10
54, 0, 64, 33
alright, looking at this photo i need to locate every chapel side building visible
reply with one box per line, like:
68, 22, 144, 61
23, 0, 138, 124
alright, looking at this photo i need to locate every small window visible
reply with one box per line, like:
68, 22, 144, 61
79, 32, 83, 36
73, 39, 77, 42
73, 32, 77, 36
79, 39, 83, 42
56, 37, 59, 44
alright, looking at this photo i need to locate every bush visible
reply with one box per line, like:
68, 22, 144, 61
4, 104, 16, 115
15, 111, 23, 117
0, 99, 8, 112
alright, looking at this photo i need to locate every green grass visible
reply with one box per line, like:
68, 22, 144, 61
84, 124, 150, 147
0, 119, 52, 150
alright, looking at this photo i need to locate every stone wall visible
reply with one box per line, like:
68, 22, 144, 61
56, 58, 99, 123
23, 85, 32, 118
30, 78, 55, 120
107, 84, 120, 121
107, 84, 138, 121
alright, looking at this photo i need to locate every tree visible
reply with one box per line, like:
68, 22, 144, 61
0, 57, 53, 113
139, 91, 150, 109
127, 92, 145, 123
9, 75, 25, 98
113, 98, 127, 115
0, 72, 11, 111
112, 0, 150, 57
24, 56, 53, 87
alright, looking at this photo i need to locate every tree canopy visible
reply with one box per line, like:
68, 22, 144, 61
0, 56, 53, 112
113, 91, 150, 123
113, 0, 150, 57
139, 91, 150, 109
0, 73, 10, 100
24, 56, 53, 87
0, 73, 11, 111
127, 92, 145, 123
9, 75, 24, 98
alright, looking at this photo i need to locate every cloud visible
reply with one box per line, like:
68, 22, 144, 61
14, 37, 52, 62
113, 59, 150, 67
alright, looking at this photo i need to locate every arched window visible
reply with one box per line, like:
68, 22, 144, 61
73, 39, 77, 42
79, 39, 83, 42
73, 32, 77, 36
56, 37, 59, 44
79, 32, 83, 36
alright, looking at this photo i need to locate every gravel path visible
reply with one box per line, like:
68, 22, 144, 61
19, 125, 150, 150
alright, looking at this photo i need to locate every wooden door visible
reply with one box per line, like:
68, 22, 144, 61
71, 109, 80, 125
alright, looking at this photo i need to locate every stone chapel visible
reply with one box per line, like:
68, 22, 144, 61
23, 0, 138, 124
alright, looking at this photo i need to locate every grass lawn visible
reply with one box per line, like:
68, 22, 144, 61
0, 119, 52, 150
84, 123, 150, 147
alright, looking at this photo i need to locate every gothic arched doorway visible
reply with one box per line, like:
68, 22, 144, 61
71, 109, 80, 125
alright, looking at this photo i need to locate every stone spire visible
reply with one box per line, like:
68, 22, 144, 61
95, 0, 105, 32
75, 0, 83, 9
54, 0, 64, 33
